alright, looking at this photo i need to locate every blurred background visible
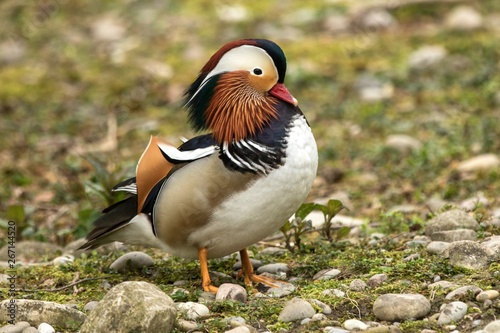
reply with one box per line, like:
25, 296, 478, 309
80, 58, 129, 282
1, 0, 499, 246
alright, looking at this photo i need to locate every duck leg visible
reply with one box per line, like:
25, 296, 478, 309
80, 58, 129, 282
239, 248, 280, 288
198, 247, 219, 293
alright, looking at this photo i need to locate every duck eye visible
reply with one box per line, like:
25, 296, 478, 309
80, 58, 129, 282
252, 68, 263, 75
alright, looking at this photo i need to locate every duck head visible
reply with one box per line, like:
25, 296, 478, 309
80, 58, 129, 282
184, 39, 297, 143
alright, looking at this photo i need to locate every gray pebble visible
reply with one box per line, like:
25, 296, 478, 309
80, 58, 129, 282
427, 241, 450, 254
425, 210, 478, 236
224, 327, 251, 333
408, 45, 447, 70
432, 229, 477, 242
367, 273, 388, 287
445, 285, 482, 300
343, 319, 368, 330
278, 298, 315, 322
476, 290, 499, 301
308, 299, 332, 314
484, 320, 500, 333
349, 278, 367, 291
259, 247, 287, 256
53, 254, 74, 266
233, 258, 263, 271
445, 5, 483, 30
22, 328, 38, 333
313, 268, 341, 280
177, 319, 198, 331
109, 251, 154, 272
216, 283, 247, 302
38, 323, 55, 333
0, 324, 23, 333
322, 288, 345, 298
437, 301, 468, 325
428, 281, 458, 291
325, 328, 350, 333
256, 263, 289, 275
83, 300, 99, 312
267, 281, 296, 298
177, 302, 210, 320
373, 293, 430, 321
445, 241, 492, 270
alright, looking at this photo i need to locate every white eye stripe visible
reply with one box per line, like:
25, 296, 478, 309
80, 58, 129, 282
187, 45, 278, 105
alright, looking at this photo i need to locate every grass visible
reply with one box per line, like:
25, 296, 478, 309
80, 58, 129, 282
1, 0, 500, 332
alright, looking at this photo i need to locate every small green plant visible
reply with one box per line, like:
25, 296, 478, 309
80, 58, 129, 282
280, 199, 345, 252
314, 199, 345, 242
280, 203, 315, 253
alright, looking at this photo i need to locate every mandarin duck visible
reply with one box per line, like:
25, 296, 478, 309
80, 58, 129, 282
79, 39, 318, 292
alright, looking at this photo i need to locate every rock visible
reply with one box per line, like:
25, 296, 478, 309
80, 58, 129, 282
259, 247, 287, 256
177, 302, 209, 320
0, 300, 86, 328
308, 299, 332, 314
357, 9, 396, 30
354, 73, 393, 102
278, 298, 315, 322
323, 12, 350, 33
445, 6, 483, 30
367, 273, 388, 287
408, 45, 447, 70
365, 327, 401, 333
349, 279, 367, 291
482, 236, 500, 258
233, 258, 262, 271
431, 229, 477, 242
91, 16, 125, 41
216, 283, 247, 302
407, 235, 432, 248
457, 154, 500, 172
0, 321, 31, 333
445, 240, 492, 269
224, 327, 251, 333
484, 320, 500, 333
428, 281, 458, 291
109, 251, 154, 273
427, 241, 451, 254
22, 328, 38, 333
325, 328, 350, 333
177, 319, 198, 331
425, 210, 478, 237
256, 263, 289, 275
37, 323, 55, 333
322, 288, 346, 298
343, 319, 368, 330
460, 192, 489, 211
445, 285, 482, 300
267, 282, 296, 298
476, 290, 499, 301
385, 134, 422, 154
373, 294, 431, 321
0, 39, 26, 64
313, 268, 341, 280
0, 241, 63, 262
53, 254, 74, 266
437, 301, 468, 325
426, 196, 449, 212
80, 281, 176, 332
83, 301, 99, 312
224, 316, 246, 326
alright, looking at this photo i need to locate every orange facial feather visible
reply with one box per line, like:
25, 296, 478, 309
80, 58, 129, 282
204, 72, 278, 143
